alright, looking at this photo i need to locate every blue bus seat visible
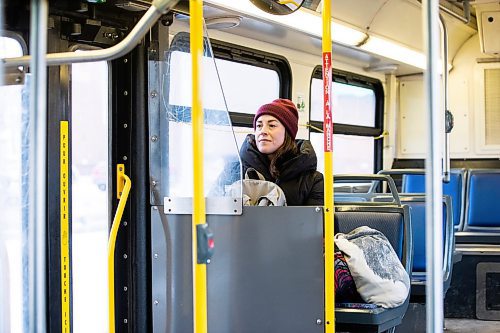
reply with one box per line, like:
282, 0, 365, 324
398, 195, 455, 300
463, 169, 500, 231
335, 205, 412, 333
369, 193, 456, 299
402, 169, 466, 231
456, 169, 500, 244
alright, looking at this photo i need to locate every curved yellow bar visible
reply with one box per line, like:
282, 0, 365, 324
278, 0, 301, 7
322, 0, 335, 332
190, 1, 208, 333
108, 164, 132, 333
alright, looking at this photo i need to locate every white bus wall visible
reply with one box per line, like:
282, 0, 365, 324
396, 33, 500, 159
450, 34, 500, 157
397, 74, 427, 159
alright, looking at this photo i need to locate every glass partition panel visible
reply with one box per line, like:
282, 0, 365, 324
151, 26, 242, 213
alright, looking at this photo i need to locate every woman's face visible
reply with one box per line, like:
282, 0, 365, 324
255, 114, 286, 155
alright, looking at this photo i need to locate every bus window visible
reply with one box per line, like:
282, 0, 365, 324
71, 58, 109, 333
169, 51, 280, 116
214, 52, 282, 149
310, 79, 376, 126
169, 33, 289, 151
0, 35, 25, 333
310, 133, 374, 174
309, 67, 383, 174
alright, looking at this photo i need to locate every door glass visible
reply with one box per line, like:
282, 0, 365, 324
0, 36, 25, 333
71, 59, 109, 333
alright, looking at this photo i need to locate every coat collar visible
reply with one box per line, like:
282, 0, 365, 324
239, 134, 318, 181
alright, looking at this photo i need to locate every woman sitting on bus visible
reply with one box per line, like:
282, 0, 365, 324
237, 98, 324, 206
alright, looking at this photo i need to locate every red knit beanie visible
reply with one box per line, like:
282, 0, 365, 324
253, 98, 299, 139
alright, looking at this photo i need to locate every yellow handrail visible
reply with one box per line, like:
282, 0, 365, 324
190, 1, 209, 333
322, 0, 335, 332
108, 164, 132, 333
278, 0, 301, 7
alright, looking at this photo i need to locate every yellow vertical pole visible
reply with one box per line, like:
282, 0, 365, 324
190, 1, 208, 333
322, 0, 335, 332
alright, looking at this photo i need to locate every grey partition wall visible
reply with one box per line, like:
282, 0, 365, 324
151, 206, 325, 333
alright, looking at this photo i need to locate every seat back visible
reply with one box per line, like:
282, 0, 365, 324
367, 193, 455, 299
464, 169, 500, 231
401, 169, 466, 231
399, 196, 452, 271
335, 205, 412, 274
399, 195, 454, 290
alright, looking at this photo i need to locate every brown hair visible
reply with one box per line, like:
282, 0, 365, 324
249, 132, 298, 180
269, 132, 298, 179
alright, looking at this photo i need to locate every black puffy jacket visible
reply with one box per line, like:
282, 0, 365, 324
238, 134, 324, 206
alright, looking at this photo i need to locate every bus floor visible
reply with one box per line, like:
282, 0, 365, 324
445, 318, 500, 333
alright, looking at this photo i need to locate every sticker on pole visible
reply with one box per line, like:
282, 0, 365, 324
323, 52, 333, 153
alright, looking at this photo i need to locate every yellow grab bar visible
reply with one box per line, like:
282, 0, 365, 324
108, 164, 131, 333
190, 1, 209, 333
322, 0, 335, 332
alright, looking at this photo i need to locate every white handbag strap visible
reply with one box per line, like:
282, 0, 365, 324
245, 168, 266, 181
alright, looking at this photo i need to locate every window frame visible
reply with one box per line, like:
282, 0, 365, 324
1, 31, 28, 85
0, 31, 28, 54
309, 66, 384, 172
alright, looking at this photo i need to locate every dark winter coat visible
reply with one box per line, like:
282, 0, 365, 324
238, 134, 324, 206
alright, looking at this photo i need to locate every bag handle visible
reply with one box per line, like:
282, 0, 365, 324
245, 168, 266, 181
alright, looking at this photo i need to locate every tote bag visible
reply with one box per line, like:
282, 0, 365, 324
335, 226, 410, 308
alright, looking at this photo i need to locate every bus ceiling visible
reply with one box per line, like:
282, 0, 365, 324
0, 0, 482, 76
198, 0, 478, 76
